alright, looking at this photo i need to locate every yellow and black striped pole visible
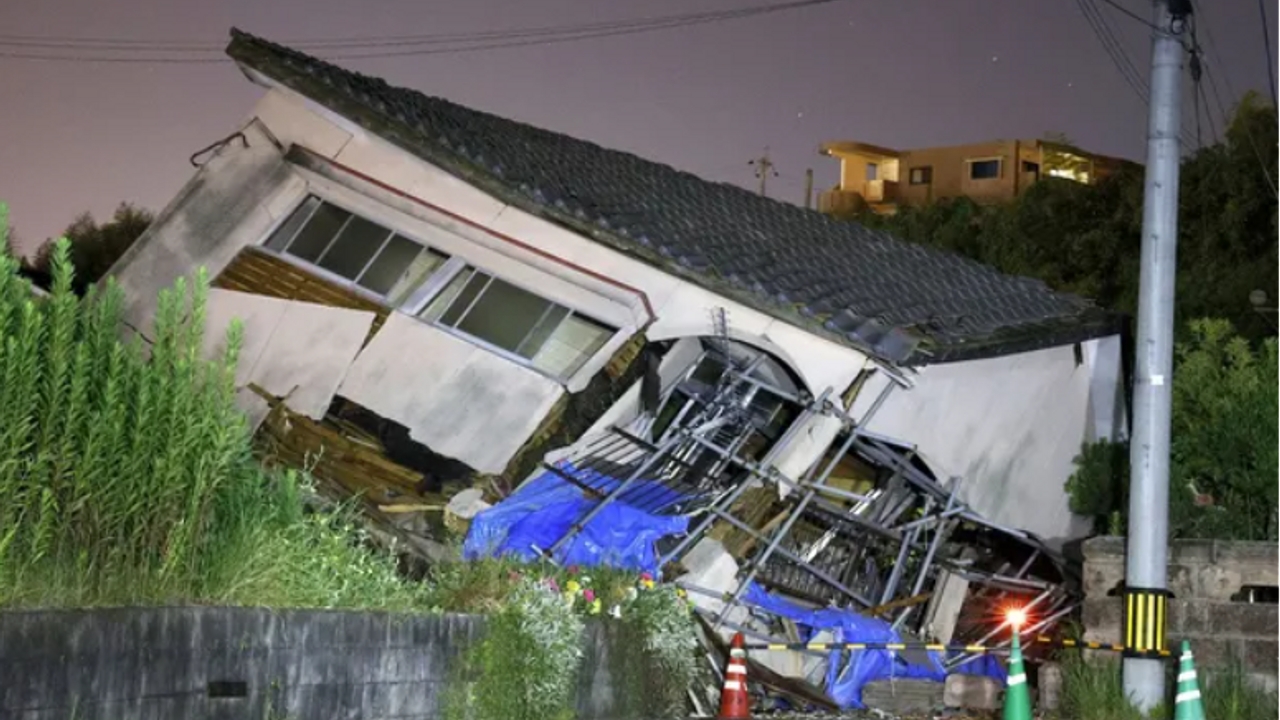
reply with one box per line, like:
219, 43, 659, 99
1123, 586, 1169, 658
743, 636, 1172, 659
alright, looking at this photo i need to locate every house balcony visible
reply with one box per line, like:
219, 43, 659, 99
818, 181, 900, 216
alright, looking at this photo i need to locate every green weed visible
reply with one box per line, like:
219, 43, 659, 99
0, 227, 429, 613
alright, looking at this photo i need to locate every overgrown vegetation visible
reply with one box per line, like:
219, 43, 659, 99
446, 577, 585, 720
1066, 319, 1278, 540
0, 210, 429, 610
437, 559, 699, 720
1056, 654, 1153, 720
1053, 652, 1277, 720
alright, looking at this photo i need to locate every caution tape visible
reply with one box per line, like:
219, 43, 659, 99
743, 635, 1174, 659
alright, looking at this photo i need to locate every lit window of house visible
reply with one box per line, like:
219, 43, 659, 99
908, 166, 933, 185
265, 196, 449, 305
968, 159, 1001, 180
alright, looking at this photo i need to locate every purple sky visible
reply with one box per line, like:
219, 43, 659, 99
1, 0, 1274, 255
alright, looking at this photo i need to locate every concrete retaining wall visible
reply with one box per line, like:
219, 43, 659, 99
1081, 536, 1278, 690
0, 607, 654, 719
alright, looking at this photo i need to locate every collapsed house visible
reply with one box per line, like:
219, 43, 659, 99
107, 28, 1129, 710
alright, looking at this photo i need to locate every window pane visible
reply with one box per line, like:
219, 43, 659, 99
318, 215, 390, 280
533, 313, 613, 377
286, 202, 351, 263
385, 247, 450, 307
516, 305, 570, 358
265, 196, 320, 251
455, 277, 553, 353
358, 235, 425, 296
420, 267, 475, 323
970, 160, 1000, 180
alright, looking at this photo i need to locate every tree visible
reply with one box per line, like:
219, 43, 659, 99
844, 96, 1278, 343
1066, 320, 1278, 540
29, 202, 152, 294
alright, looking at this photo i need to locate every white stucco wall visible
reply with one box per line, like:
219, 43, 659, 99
848, 336, 1126, 545
108, 120, 306, 332
338, 313, 565, 474
202, 289, 375, 424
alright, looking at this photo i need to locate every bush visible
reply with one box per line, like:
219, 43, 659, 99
446, 577, 585, 720
0, 223, 428, 611
434, 560, 700, 719
1065, 319, 1278, 540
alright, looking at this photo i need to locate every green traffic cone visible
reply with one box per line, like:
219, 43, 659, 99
1004, 632, 1033, 720
1174, 640, 1207, 720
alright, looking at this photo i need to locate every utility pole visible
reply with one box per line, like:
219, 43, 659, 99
803, 168, 814, 209
1124, 0, 1190, 710
748, 148, 778, 197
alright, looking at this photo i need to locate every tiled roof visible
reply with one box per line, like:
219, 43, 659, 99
226, 29, 1121, 366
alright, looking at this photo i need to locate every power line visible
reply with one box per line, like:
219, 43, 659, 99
1256, 0, 1278, 108
0, 6, 779, 50
1076, 0, 1199, 147
1075, 0, 1149, 104
0, 0, 844, 62
1095, 0, 1162, 31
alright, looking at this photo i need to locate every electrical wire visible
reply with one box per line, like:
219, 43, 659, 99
1076, 0, 1200, 148
1075, 0, 1149, 104
1188, 2, 1277, 195
1256, 0, 1278, 109
0, 6, 777, 50
1095, 0, 1162, 31
0, 0, 844, 62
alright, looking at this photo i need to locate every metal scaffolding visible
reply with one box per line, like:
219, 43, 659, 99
537, 338, 1073, 704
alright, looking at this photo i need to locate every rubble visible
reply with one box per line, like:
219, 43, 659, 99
248, 334, 1075, 714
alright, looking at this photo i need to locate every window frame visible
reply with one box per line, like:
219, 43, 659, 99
258, 193, 620, 382
403, 259, 617, 377
263, 194, 450, 304
966, 157, 1003, 181
908, 166, 933, 186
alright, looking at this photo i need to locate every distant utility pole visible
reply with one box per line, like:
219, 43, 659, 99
1124, 0, 1190, 710
803, 168, 814, 209
748, 148, 778, 197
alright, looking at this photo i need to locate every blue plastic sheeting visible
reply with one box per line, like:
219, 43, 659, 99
463, 463, 689, 573
741, 583, 1006, 709
552, 460, 689, 514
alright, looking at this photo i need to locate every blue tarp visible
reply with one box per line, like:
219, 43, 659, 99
741, 583, 1006, 709
463, 463, 689, 573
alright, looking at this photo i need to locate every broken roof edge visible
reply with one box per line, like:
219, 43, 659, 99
225, 28, 1123, 368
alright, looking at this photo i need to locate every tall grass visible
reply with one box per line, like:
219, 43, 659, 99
1056, 652, 1277, 720
0, 228, 428, 611
1202, 660, 1279, 720
1057, 655, 1152, 720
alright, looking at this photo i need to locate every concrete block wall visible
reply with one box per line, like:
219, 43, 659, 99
1081, 537, 1278, 690
0, 607, 656, 720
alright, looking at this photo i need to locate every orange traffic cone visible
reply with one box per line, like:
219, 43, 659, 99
718, 632, 751, 719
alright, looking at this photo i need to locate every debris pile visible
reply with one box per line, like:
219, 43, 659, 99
252, 337, 1076, 712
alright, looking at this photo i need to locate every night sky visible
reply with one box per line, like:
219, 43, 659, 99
1, 0, 1274, 254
